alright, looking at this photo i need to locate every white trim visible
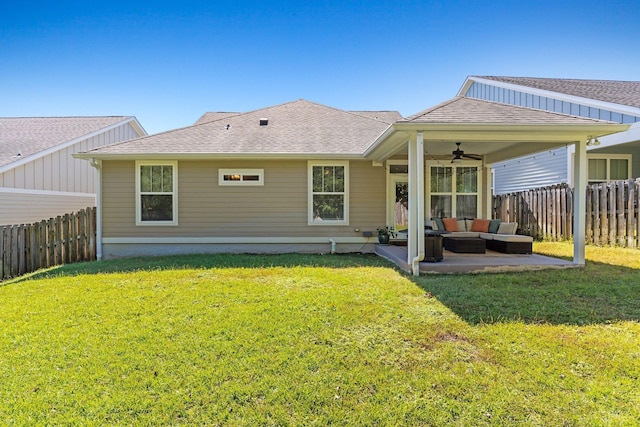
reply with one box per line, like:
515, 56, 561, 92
0, 117, 144, 174
103, 236, 371, 244
218, 168, 264, 186
307, 160, 349, 226
466, 77, 640, 118
0, 186, 95, 198
135, 160, 178, 226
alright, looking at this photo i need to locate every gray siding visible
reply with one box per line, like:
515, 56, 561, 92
102, 159, 386, 239
0, 190, 95, 226
493, 148, 568, 194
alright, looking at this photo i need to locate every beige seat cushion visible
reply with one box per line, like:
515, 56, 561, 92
492, 234, 533, 243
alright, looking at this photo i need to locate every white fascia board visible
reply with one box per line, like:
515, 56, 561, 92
456, 77, 475, 97
0, 117, 141, 174
392, 122, 629, 141
128, 117, 148, 137
73, 152, 366, 161
0, 186, 95, 198
103, 237, 372, 244
468, 77, 640, 117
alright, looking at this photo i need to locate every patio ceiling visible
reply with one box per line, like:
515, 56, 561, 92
365, 97, 629, 164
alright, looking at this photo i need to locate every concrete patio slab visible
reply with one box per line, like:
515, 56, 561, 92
375, 244, 578, 274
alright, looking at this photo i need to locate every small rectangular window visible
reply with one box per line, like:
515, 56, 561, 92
219, 169, 264, 186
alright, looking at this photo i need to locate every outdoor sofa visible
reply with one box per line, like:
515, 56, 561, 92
429, 218, 533, 254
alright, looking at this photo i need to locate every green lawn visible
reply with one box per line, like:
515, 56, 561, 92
1, 246, 639, 425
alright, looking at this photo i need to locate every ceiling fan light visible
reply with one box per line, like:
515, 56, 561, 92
451, 154, 463, 163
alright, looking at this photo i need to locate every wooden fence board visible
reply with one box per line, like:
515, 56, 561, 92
493, 180, 640, 249
0, 207, 97, 281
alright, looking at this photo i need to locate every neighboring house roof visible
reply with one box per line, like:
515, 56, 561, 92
470, 76, 640, 109
81, 100, 402, 158
0, 116, 139, 168
401, 96, 614, 124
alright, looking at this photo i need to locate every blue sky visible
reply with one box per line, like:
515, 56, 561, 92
2, 0, 639, 135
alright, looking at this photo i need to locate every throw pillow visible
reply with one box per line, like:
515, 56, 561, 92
465, 219, 474, 232
497, 222, 518, 234
442, 217, 459, 232
488, 219, 501, 233
471, 218, 490, 232
433, 218, 445, 231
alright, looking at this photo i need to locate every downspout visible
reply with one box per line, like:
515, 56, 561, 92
89, 158, 103, 260
328, 238, 336, 254
411, 132, 425, 276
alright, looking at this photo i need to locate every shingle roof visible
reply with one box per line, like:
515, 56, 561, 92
87, 100, 402, 156
475, 76, 640, 109
0, 116, 132, 168
402, 96, 614, 124
194, 112, 240, 125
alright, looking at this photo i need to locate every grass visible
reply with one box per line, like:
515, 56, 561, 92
1, 248, 639, 425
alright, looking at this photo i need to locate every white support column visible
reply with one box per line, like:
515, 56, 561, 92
408, 132, 425, 276
573, 138, 587, 265
407, 135, 418, 270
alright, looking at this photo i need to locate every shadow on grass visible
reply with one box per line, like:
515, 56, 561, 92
412, 260, 640, 326
3, 252, 394, 285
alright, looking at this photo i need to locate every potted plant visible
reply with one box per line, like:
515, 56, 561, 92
376, 226, 396, 244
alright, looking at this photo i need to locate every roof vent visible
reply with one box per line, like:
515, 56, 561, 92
259, 118, 268, 126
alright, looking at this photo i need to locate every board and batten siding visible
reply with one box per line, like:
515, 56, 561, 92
0, 122, 140, 193
102, 159, 386, 239
492, 148, 569, 195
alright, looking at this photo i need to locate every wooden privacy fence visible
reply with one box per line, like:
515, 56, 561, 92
493, 179, 640, 248
0, 207, 96, 281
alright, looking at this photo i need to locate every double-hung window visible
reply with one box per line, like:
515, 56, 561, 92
136, 160, 178, 225
428, 164, 480, 218
308, 161, 349, 225
587, 155, 632, 184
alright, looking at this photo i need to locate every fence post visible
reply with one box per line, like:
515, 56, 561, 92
0, 227, 5, 280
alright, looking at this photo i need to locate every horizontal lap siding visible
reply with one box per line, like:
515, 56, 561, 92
493, 148, 568, 194
0, 191, 95, 226
102, 160, 385, 238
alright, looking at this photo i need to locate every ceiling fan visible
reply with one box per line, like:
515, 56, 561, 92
451, 142, 481, 163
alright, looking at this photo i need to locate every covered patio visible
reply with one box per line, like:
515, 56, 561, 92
375, 243, 575, 274
365, 97, 629, 275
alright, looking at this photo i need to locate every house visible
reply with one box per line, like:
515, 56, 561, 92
74, 98, 628, 274
458, 77, 640, 194
0, 116, 146, 225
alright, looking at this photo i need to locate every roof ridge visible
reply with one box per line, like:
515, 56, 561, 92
402, 97, 462, 121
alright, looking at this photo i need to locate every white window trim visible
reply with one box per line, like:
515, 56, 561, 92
425, 161, 482, 219
586, 154, 632, 184
308, 160, 349, 226
219, 168, 264, 186
135, 160, 178, 226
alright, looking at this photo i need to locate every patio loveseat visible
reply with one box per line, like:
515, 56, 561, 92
429, 218, 533, 254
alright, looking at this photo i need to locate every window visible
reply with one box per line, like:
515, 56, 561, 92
136, 161, 177, 225
308, 161, 349, 225
587, 155, 631, 184
219, 169, 264, 186
428, 165, 480, 218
